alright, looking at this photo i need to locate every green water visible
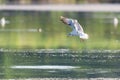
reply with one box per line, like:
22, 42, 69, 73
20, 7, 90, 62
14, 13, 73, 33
0, 49, 120, 79
0, 11, 120, 49
0, 11, 120, 79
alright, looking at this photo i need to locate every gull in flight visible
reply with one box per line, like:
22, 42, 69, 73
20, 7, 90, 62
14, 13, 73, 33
60, 16, 88, 41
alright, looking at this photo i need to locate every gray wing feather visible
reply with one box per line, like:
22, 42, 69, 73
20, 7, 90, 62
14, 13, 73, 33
74, 20, 84, 33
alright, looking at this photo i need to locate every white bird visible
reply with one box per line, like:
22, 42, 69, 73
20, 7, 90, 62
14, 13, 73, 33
60, 16, 88, 40
0, 17, 9, 28
113, 17, 118, 29
69, 19, 89, 40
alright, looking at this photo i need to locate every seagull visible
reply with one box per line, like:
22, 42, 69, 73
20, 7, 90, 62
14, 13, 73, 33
60, 16, 88, 40
113, 17, 118, 29
0, 17, 9, 28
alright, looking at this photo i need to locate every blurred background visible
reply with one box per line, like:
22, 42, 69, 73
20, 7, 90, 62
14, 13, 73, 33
0, 0, 120, 49
0, 0, 120, 4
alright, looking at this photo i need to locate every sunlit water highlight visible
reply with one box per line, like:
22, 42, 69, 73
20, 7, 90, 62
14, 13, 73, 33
11, 65, 78, 69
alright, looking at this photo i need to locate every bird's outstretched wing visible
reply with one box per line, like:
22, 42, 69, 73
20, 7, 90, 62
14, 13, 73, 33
74, 20, 84, 33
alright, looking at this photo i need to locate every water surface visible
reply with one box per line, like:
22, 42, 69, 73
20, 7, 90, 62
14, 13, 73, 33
0, 49, 120, 79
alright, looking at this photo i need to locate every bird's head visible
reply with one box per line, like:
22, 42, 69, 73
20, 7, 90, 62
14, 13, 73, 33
60, 16, 65, 20
60, 16, 68, 24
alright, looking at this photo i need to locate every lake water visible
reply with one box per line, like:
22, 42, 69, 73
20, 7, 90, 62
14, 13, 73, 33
0, 49, 120, 79
0, 11, 120, 49
0, 11, 120, 80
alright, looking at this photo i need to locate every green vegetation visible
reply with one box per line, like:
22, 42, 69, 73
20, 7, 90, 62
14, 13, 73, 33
0, 11, 120, 49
